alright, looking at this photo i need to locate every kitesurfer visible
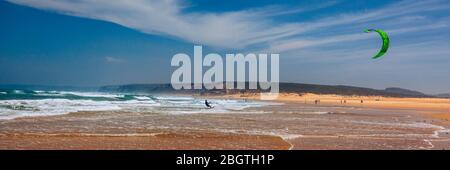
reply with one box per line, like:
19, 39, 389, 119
205, 100, 213, 108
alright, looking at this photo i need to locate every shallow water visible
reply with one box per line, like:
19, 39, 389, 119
0, 89, 277, 119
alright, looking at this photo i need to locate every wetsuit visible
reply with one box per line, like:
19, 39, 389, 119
205, 100, 212, 108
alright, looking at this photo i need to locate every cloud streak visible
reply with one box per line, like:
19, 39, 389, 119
6, 0, 450, 52
6, 0, 300, 48
105, 57, 125, 64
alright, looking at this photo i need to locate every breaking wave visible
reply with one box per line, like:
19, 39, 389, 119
0, 89, 276, 119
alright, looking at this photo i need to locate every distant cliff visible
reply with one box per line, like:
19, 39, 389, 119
436, 93, 450, 98
99, 83, 432, 98
384, 87, 427, 97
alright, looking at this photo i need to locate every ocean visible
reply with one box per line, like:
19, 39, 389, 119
0, 89, 275, 120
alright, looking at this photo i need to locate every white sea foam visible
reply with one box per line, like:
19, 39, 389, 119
350, 120, 444, 129
134, 96, 151, 100
160, 99, 276, 115
0, 99, 122, 120
0, 90, 276, 119
154, 96, 194, 100
33, 91, 65, 96
12, 90, 25, 94
0, 99, 163, 120
58, 91, 124, 98
31, 90, 124, 98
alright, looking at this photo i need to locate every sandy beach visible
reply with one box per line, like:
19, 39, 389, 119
217, 93, 450, 111
1, 93, 450, 150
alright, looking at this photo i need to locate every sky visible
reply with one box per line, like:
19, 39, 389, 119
0, 0, 449, 94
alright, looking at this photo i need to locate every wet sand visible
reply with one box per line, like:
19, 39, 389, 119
1, 94, 450, 150
0, 132, 289, 150
0, 112, 290, 150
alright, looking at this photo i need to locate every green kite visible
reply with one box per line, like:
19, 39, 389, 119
364, 29, 389, 59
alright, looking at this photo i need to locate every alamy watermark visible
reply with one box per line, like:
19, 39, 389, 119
171, 46, 279, 100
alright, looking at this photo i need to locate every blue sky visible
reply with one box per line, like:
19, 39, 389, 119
1, 0, 450, 94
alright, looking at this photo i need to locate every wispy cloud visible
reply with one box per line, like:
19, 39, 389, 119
6, 0, 301, 48
269, 22, 450, 52
6, 0, 450, 52
265, 0, 450, 52
243, 0, 340, 17
105, 57, 125, 64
